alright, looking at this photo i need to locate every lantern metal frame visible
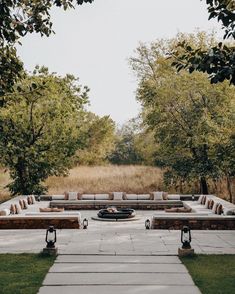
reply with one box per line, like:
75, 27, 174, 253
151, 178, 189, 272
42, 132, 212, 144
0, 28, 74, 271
145, 219, 151, 229
45, 226, 57, 248
83, 218, 88, 229
181, 225, 192, 249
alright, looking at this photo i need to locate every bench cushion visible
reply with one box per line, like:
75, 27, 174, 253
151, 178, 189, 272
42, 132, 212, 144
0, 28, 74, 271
137, 194, 151, 200
94, 194, 110, 200
125, 194, 138, 200
82, 194, 95, 200
167, 194, 180, 200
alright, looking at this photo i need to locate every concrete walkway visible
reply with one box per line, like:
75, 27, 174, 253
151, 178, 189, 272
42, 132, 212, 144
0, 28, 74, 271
38, 254, 201, 294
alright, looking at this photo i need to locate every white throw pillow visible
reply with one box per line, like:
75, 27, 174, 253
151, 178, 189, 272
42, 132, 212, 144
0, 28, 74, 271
68, 192, 77, 200
153, 192, 163, 200
113, 192, 123, 201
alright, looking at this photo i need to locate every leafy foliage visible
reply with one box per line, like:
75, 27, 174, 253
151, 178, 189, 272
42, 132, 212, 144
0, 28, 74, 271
0, 46, 24, 100
0, 67, 89, 195
0, 0, 94, 45
109, 119, 143, 165
206, 0, 235, 39
171, 0, 235, 85
75, 112, 115, 165
130, 33, 235, 196
0, 0, 94, 100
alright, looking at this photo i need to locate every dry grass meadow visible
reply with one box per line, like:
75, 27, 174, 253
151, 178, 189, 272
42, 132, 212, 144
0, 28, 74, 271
0, 165, 232, 202
0, 165, 164, 201
46, 165, 164, 195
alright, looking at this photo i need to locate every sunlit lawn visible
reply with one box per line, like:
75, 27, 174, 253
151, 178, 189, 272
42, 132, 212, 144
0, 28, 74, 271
0, 253, 55, 294
181, 254, 235, 294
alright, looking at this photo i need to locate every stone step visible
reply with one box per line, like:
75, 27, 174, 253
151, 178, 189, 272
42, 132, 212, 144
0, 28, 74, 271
56, 254, 181, 264
39, 285, 201, 294
43, 272, 194, 286
50, 262, 187, 273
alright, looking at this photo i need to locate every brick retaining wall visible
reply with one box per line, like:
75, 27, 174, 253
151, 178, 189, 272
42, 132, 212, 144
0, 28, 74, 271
151, 218, 235, 230
50, 201, 183, 210
0, 217, 81, 229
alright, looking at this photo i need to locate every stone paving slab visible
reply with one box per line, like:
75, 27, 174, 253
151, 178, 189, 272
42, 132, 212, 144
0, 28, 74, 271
43, 272, 194, 286
38, 285, 201, 294
56, 255, 181, 263
50, 263, 187, 273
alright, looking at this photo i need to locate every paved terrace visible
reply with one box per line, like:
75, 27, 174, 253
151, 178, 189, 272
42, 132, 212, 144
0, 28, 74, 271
1, 210, 235, 294
0, 210, 235, 255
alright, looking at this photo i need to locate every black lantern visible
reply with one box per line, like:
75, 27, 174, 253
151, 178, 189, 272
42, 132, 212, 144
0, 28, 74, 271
45, 226, 57, 248
145, 219, 151, 229
181, 226, 191, 249
83, 218, 88, 229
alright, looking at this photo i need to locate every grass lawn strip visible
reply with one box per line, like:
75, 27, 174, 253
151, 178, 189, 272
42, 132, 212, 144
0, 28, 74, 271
0, 253, 55, 294
181, 254, 235, 294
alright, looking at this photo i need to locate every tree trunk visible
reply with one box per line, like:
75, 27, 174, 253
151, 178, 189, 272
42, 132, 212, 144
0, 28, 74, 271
16, 159, 29, 195
179, 179, 183, 194
226, 175, 233, 203
200, 177, 208, 194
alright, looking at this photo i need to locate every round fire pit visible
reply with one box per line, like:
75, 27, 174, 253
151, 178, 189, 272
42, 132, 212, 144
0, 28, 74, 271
97, 206, 136, 220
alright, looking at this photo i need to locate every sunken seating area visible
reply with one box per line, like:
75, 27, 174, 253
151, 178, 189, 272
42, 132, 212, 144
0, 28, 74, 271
50, 191, 184, 210
151, 194, 235, 230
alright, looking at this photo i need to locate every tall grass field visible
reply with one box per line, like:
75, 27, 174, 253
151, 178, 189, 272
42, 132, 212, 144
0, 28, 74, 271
0, 165, 232, 202
46, 165, 164, 194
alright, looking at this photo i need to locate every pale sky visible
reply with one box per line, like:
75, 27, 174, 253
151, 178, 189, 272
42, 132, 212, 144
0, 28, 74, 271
17, 0, 221, 124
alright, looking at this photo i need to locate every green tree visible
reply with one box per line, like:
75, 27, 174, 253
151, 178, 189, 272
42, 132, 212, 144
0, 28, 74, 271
75, 112, 115, 165
133, 128, 156, 166
0, 0, 94, 98
0, 0, 94, 45
0, 67, 89, 195
109, 119, 143, 165
130, 33, 235, 196
171, 0, 235, 85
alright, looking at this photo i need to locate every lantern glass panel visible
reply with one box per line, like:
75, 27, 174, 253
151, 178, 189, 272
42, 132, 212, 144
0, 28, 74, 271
48, 231, 55, 242
183, 231, 190, 243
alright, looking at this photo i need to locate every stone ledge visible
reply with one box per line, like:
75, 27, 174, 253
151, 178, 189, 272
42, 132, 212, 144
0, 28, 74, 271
0, 216, 81, 229
151, 217, 235, 230
50, 200, 183, 210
